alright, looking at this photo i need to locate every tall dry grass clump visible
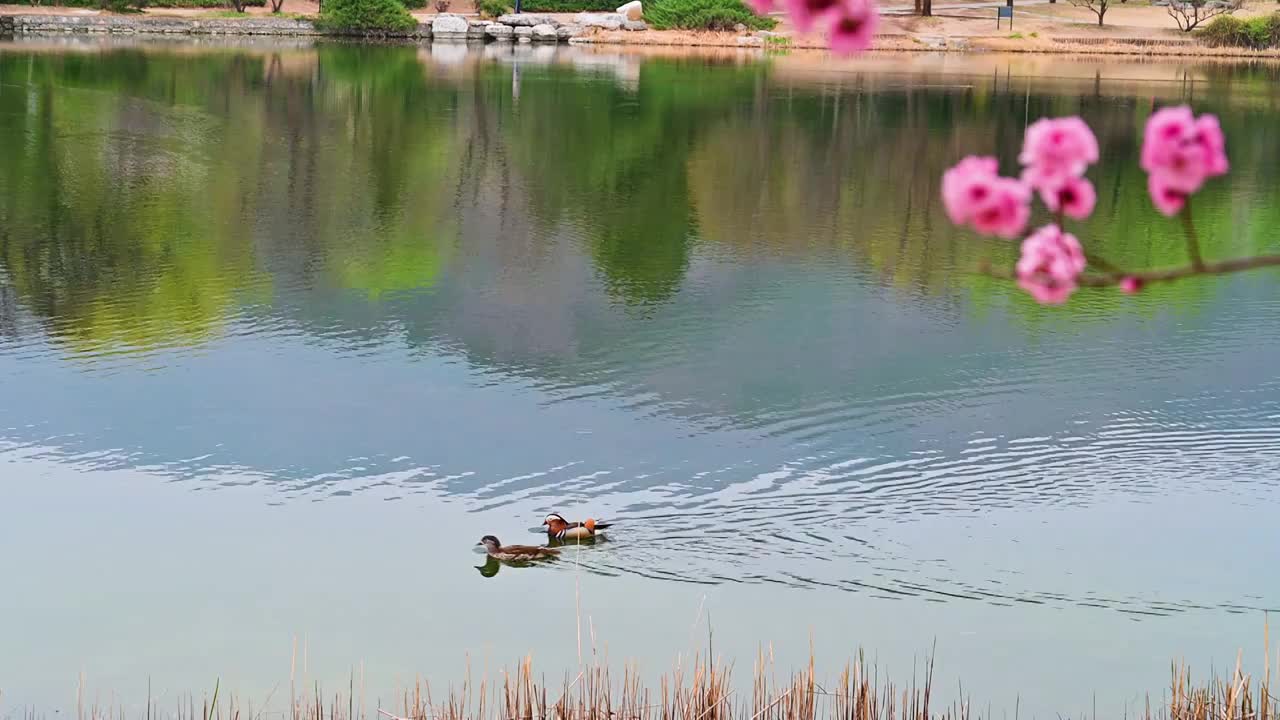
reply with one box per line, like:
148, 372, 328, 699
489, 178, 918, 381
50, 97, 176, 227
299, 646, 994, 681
24, 627, 1278, 720
377, 650, 967, 720
1160, 651, 1274, 720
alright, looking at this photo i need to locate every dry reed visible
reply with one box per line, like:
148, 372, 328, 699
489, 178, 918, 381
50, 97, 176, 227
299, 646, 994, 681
13, 628, 1277, 720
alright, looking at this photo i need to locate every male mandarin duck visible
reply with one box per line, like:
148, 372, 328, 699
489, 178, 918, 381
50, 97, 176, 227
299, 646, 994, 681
542, 513, 612, 540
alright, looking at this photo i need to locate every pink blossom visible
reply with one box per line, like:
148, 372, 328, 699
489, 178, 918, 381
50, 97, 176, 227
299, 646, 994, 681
827, 0, 878, 54
1147, 173, 1186, 216
942, 156, 998, 225
1140, 106, 1229, 207
1119, 276, 1144, 294
784, 0, 841, 32
746, 0, 774, 14
1016, 224, 1087, 305
1194, 114, 1229, 176
1019, 117, 1099, 193
1038, 175, 1096, 220
941, 156, 1031, 239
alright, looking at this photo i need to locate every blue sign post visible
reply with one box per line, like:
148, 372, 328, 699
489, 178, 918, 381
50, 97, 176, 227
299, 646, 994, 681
997, 5, 1013, 28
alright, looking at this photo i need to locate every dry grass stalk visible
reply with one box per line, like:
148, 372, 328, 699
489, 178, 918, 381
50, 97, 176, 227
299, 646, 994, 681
36, 640, 1280, 720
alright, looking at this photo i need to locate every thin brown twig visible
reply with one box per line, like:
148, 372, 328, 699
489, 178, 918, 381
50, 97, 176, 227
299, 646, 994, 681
978, 254, 1280, 288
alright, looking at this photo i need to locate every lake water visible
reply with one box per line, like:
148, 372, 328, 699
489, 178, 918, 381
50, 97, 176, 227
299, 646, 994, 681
1, 39, 1278, 718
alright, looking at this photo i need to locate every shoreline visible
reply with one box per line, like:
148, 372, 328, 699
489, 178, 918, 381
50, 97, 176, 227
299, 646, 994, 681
3, 7, 1280, 58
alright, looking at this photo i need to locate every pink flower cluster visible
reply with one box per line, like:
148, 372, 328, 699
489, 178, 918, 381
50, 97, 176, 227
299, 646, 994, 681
1140, 106, 1229, 216
1019, 117, 1099, 220
941, 115, 1099, 304
940, 107, 1231, 304
1015, 225, 1087, 305
941, 156, 1031, 240
748, 0, 878, 54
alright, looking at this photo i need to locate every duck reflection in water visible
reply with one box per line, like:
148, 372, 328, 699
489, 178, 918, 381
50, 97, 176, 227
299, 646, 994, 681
546, 534, 606, 549
474, 556, 502, 577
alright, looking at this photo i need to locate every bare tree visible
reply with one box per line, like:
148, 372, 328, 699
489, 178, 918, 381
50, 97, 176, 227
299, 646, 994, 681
1068, 0, 1110, 25
1166, 0, 1241, 31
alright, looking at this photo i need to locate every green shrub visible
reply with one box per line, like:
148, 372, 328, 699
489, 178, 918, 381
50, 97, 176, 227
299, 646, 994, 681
401, 0, 427, 9
1200, 15, 1245, 44
317, 0, 417, 31
476, 0, 509, 16
644, 0, 775, 30
1247, 13, 1280, 46
1200, 12, 1280, 47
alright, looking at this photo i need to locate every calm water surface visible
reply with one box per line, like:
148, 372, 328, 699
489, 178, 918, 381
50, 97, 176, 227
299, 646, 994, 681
1, 40, 1279, 716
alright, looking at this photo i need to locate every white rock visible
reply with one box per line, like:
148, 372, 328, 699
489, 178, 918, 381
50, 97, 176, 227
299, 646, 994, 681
513, 25, 534, 36
576, 11, 623, 28
498, 13, 555, 25
615, 0, 642, 20
622, 19, 646, 29
431, 13, 469, 35
531, 22, 559, 39
556, 23, 583, 37
486, 22, 514, 37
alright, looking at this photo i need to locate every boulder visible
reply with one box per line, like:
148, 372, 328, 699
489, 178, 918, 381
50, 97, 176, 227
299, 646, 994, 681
531, 22, 559, 39
431, 13, 469, 37
733, 22, 746, 31
486, 22, 514, 37
556, 23, 583, 37
514, 24, 534, 36
498, 13, 556, 25
576, 11, 624, 28
615, 0, 642, 20
622, 19, 647, 29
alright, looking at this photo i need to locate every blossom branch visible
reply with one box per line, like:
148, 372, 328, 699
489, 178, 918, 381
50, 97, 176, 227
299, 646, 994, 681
978, 253, 1280, 288
943, 107, 1234, 304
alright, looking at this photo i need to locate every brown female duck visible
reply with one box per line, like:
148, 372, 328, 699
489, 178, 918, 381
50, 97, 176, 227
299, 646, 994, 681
477, 535, 558, 562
